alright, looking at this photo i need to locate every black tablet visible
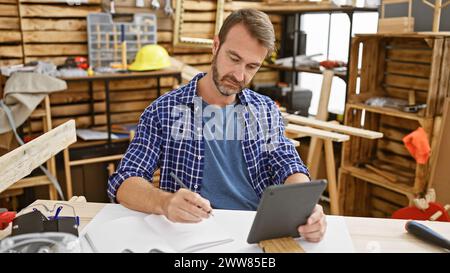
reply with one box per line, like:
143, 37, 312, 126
247, 180, 327, 244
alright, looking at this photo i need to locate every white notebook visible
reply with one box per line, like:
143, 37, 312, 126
87, 214, 233, 253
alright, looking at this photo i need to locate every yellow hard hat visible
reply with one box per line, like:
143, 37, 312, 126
128, 44, 171, 71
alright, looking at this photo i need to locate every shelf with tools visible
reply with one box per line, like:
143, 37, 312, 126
338, 33, 450, 218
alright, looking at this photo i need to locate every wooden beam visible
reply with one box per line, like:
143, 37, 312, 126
387, 48, 432, 64
0, 45, 23, 58
385, 61, 431, 78
21, 18, 86, 31
285, 124, 349, 142
0, 31, 21, 43
283, 114, 383, 139
0, 4, 18, 16
0, 120, 76, 194
19, 0, 101, 3
23, 31, 86, 43
20, 4, 101, 18
384, 73, 430, 92
24, 44, 87, 56
0, 59, 23, 67
0, 17, 20, 30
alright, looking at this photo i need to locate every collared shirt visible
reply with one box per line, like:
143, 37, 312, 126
107, 73, 309, 202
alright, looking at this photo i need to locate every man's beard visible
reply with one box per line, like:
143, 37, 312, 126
211, 55, 245, 97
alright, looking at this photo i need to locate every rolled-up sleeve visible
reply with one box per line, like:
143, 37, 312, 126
269, 106, 310, 185
107, 104, 162, 202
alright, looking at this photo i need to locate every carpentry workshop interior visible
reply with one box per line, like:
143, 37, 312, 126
0, 0, 450, 253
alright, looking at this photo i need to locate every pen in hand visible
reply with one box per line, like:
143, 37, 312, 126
170, 172, 214, 217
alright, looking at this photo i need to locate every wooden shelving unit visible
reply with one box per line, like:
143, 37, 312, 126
339, 33, 450, 218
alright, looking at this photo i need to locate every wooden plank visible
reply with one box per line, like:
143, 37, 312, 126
426, 38, 444, 117
0, 0, 17, 3
110, 100, 150, 112
0, 31, 21, 43
7, 175, 50, 191
372, 159, 416, 179
285, 124, 350, 142
343, 166, 416, 195
25, 56, 74, 65
180, 22, 215, 34
0, 4, 18, 17
20, 4, 101, 18
50, 91, 104, 104
384, 74, 430, 91
378, 17, 414, 34
385, 61, 431, 78
388, 37, 433, 49
183, 11, 217, 22
65, 78, 174, 92
384, 86, 428, 103
379, 115, 420, 131
23, 31, 86, 43
387, 48, 432, 64
183, 0, 217, 11
0, 120, 76, 193
436, 38, 450, 114
370, 209, 387, 218
21, 18, 86, 31
372, 186, 409, 207
0, 58, 22, 66
376, 150, 416, 170
179, 32, 214, 39
0, 17, 20, 30
360, 38, 376, 93
171, 46, 211, 54
379, 125, 406, 142
347, 37, 361, 97
283, 113, 383, 139
19, 0, 101, 3
0, 45, 23, 58
24, 44, 87, 56
371, 197, 401, 216
110, 89, 158, 102
378, 139, 411, 157
429, 98, 450, 205
346, 102, 424, 122
51, 102, 105, 117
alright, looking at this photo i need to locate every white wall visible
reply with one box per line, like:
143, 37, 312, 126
298, 11, 378, 116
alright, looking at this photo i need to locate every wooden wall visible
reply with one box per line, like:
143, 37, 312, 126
0, 0, 22, 66
2, 0, 283, 134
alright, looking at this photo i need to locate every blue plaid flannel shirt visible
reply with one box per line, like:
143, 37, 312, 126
107, 73, 309, 202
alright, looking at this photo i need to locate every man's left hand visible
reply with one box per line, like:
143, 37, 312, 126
298, 204, 327, 242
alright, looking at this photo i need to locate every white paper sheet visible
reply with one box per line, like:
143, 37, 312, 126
81, 204, 354, 253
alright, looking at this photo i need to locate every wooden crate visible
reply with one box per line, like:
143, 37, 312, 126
347, 33, 450, 118
339, 34, 450, 217
0, 0, 23, 67
340, 107, 434, 197
339, 170, 410, 217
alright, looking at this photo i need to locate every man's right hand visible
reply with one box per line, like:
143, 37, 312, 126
163, 189, 213, 223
